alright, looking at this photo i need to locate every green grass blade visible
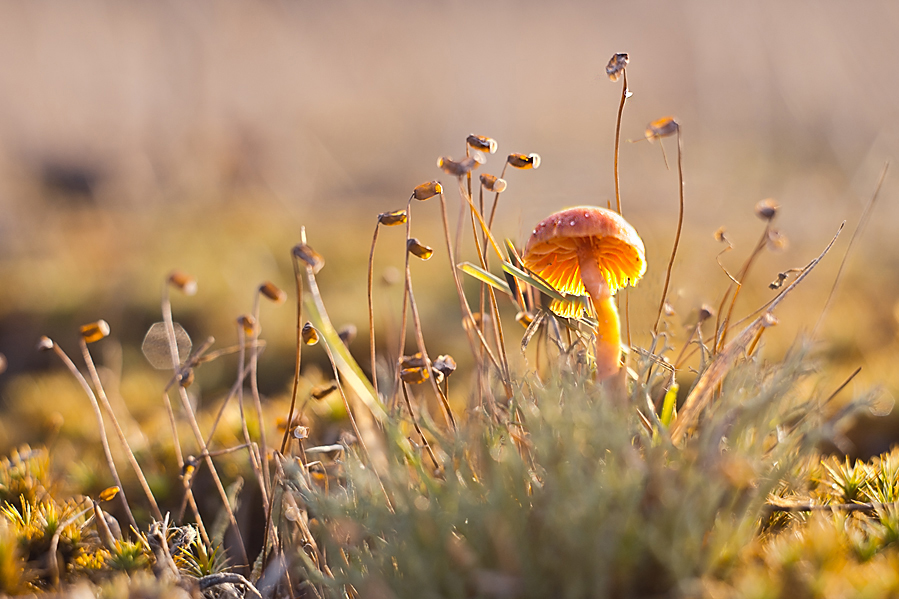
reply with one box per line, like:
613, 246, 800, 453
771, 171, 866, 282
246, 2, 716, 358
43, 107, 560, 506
457, 262, 513, 296
660, 383, 679, 427
302, 264, 387, 423
501, 262, 565, 302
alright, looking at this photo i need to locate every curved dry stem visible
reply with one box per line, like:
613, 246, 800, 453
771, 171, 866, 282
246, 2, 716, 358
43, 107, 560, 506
468, 191, 512, 388
367, 221, 381, 399
812, 162, 889, 339
250, 295, 272, 500
280, 256, 305, 455
613, 68, 629, 215
161, 285, 249, 567
236, 325, 269, 509
394, 195, 415, 410
50, 342, 137, 532
400, 382, 439, 471
652, 128, 685, 336
80, 340, 163, 522
436, 192, 510, 401
714, 225, 769, 352
403, 252, 457, 431
318, 329, 394, 511
670, 222, 844, 444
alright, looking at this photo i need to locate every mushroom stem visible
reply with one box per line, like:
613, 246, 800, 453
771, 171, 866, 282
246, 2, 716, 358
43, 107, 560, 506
577, 248, 622, 380
590, 293, 622, 380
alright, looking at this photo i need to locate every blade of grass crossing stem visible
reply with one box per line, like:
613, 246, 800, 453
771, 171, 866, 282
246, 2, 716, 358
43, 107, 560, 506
301, 263, 386, 423
458, 262, 513, 296
501, 262, 566, 302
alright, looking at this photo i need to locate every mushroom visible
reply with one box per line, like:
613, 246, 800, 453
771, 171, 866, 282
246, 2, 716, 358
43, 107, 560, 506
522, 206, 646, 380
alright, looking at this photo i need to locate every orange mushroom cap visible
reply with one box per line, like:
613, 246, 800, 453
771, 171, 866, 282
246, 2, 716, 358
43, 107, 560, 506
523, 206, 646, 314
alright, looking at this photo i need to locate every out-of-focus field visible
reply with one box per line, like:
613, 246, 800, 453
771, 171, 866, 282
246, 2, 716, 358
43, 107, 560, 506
1, 0, 899, 455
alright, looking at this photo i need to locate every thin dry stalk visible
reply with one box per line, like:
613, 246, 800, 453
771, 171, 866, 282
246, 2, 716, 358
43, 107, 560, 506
80, 339, 164, 522
316, 328, 394, 510
402, 249, 457, 431
280, 256, 305, 455
670, 222, 844, 444
812, 162, 889, 339
394, 195, 416, 410
653, 127, 685, 336
237, 324, 269, 509
250, 292, 274, 499
453, 179, 514, 393
367, 221, 382, 399
613, 67, 629, 215
436, 191, 510, 402
400, 383, 440, 471
467, 191, 512, 388
161, 283, 249, 567
714, 225, 769, 352
164, 390, 212, 546
48, 342, 137, 531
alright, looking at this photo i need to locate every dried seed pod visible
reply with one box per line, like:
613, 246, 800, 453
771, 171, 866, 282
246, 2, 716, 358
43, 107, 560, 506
606, 53, 629, 81
338, 323, 357, 345
276, 416, 302, 433
761, 313, 779, 327
466, 134, 498, 154
479, 173, 507, 193
293, 425, 309, 440
769, 272, 788, 290
302, 322, 319, 345
413, 181, 443, 201
437, 156, 483, 177
80, 320, 110, 344
179, 367, 195, 388
293, 243, 325, 274
663, 301, 676, 317
432, 354, 457, 378
401, 366, 430, 384
645, 117, 679, 141
755, 198, 779, 221
237, 314, 257, 336
168, 271, 198, 296
515, 311, 534, 328
698, 305, 715, 322
766, 229, 788, 252
99, 486, 120, 502
399, 352, 426, 369
259, 281, 287, 304
37, 337, 54, 351
507, 153, 541, 169
311, 383, 338, 399
713, 227, 728, 243
378, 209, 408, 226
181, 455, 199, 479
407, 238, 434, 260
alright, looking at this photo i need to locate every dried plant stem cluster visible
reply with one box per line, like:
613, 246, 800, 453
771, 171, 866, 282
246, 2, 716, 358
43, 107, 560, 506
17, 52, 890, 599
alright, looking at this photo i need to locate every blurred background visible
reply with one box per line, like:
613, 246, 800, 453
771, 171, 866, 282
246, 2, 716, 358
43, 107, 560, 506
2, 0, 899, 459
